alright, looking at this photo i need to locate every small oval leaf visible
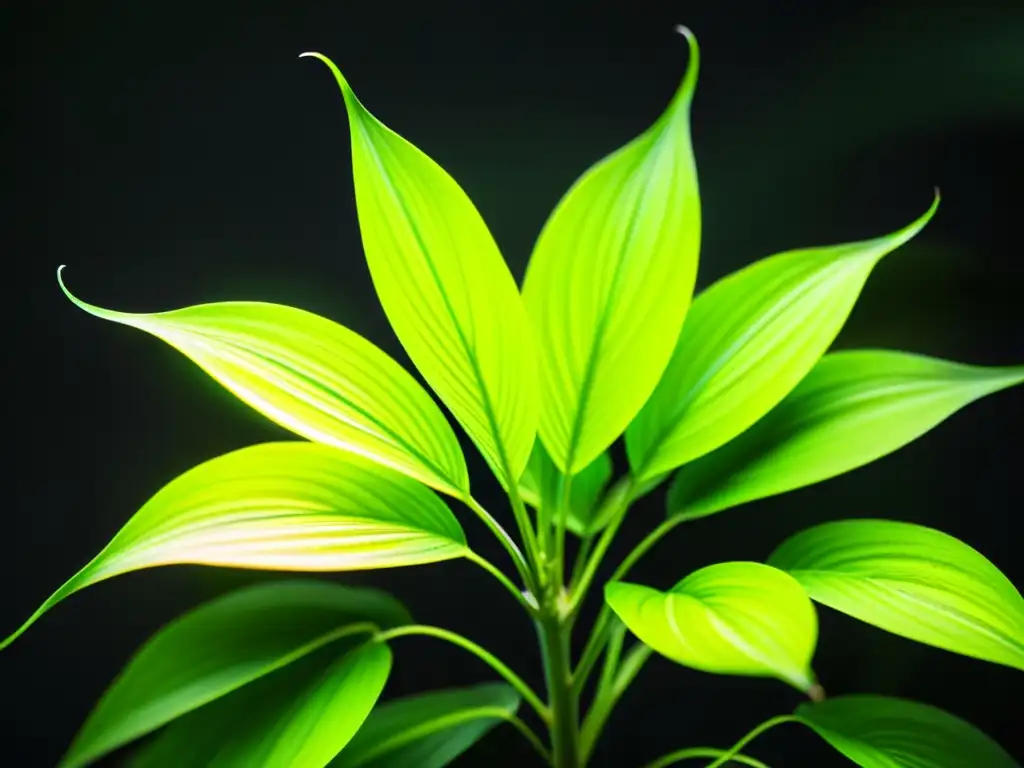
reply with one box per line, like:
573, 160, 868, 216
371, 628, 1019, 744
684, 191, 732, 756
521, 28, 701, 474
58, 269, 468, 497
302, 53, 538, 488
768, 519, 1024, 670
62, 580, 409, 768
626, 196, 939, 482
518, 440, 613, 537
1, 443, 465, 651
667, 350, 1024, 521
130, 641, 393, 768
331, 683, 519, 768
605, 562, 818, 692
796, 695, 1020, 768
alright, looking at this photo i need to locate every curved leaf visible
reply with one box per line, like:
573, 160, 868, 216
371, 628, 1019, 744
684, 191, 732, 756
626, 196, 939, 482
61, 580, 409, 768
667, 350, 1024, 521
331, 683, 519, 768
796, 695, 1020, 768
301, 53, 537, 488
605, 562, 818, 691
518, 440, 613, 537
131, 641, 392, 768
521, 28, 701, 474
58, 268, 468, 496
1, 442, 465, 650
769, 519, 1024, 670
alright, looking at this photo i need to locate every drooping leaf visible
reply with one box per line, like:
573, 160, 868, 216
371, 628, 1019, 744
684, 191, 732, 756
130, 642, 392, 768
331, 683, 519, 768
667, 350, 1024, 521
301, 53, 537, 489
796, 695, 1020, 768
769, 519, 1024, 670
58, 268, 467, 497
61, 581, 410, 768
521, 28, 701, 474
626, 196, 939, 482
605, 562, 818, 691
518, 440, 613, 537
1, 442, 465, 651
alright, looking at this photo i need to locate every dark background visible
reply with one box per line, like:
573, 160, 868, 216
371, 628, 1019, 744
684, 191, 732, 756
6, 0, 1023, 766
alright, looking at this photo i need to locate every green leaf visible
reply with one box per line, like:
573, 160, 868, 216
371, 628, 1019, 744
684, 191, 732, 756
626, 196, 939, 482
1, 442, 465, 651
521, 28, 701, 474
58, 268, 468, 497
518, 440, 613, 537
768, 519, 1024, 670
301, 53, 537, 489
796, 695, 1020, 768
130, 641, 392, 768
61, 580, 409, 768
605, 562, 818, 692
667, 350, 1024, 521
331, 683, 519, 768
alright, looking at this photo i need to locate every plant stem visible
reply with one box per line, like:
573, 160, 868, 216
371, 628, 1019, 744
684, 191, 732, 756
375, 624, 549, 722
580, 641, 651, 762
464, 550, 539, 616
465, 495, 540, 595
696, 715, 799, 768
537, 604, 580, 767
641, 747, 771, 768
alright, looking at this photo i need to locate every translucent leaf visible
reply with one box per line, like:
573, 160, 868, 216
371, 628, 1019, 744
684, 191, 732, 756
518, 440, 612, 537
769, 519, 1024, 670
521, 28, 701, 474
605, 562, 818, 692
626, 196, 939, 482
302, 53, 538, 489
58, 268, 468, 497
667, 350, 1024, 521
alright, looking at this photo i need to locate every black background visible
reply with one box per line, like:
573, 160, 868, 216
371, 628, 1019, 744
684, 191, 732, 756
7, 0, 1023, 766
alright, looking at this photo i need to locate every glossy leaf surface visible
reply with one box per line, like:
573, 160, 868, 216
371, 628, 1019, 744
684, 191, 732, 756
668, 350, 1024, 521
521, 28, 701, 474
302, 53, 537, 488
605, 562, 818, 691
131, 642, 392, 768
61, 581, 409, 768
769, 520, 1024, 670
331, 683, 519, 768
627, 197, 939, 481
58, 268, 467, 496
797, 695, 1020, 768
518, 440, 613, 537
2, 443, 464, 650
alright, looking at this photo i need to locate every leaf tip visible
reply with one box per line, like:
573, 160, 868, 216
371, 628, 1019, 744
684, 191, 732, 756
671, 24, 700, 105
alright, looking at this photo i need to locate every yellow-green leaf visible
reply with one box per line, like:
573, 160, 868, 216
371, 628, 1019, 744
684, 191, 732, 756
605, 562, 819, 692
58, 268, 468, 497
769, 519, 1024, 670
1, 442, 465, 651
302, 53, 537, 488
521, 28, 701, 474
626, 196, 939, 482
518, 440, 613, 537
667, 350, 1024, 521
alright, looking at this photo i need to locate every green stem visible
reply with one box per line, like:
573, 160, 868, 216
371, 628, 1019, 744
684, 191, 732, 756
580, 642, 651, 763
537, 608, 580, 767
374, 624, 549, 722
567, 477, 635, 618
464, 550, 539, 616
465, 495, 540, 596
696, 715, 799, 768
569, 535, 594, 591
501, 711, 555, 764
641, 747, 771, 768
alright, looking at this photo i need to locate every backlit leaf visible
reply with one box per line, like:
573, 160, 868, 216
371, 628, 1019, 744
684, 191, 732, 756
331, 683, 519, 768
667, 350, 1024, 521
130, 642, 392, 768
62, 580, 409, 768
626, 196, 939, 482
769, 519, 1024, 670
605, 562, 818, 691
1, 442, 465, 651
796, 695, 1020, 768
58, 268, 468, 496
302, 53, 537, 489
521, 28, 701, 474
518, 440, 613, 537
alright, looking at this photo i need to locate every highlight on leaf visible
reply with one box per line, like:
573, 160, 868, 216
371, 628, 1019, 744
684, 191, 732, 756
769, 519, 1024, 671
301, 52, 538, 489
521, 26, 701, 475
667, 350, 1024, 521
57, 266, 469, 497
1, 442, 466, 652
626, 194, 939, 482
